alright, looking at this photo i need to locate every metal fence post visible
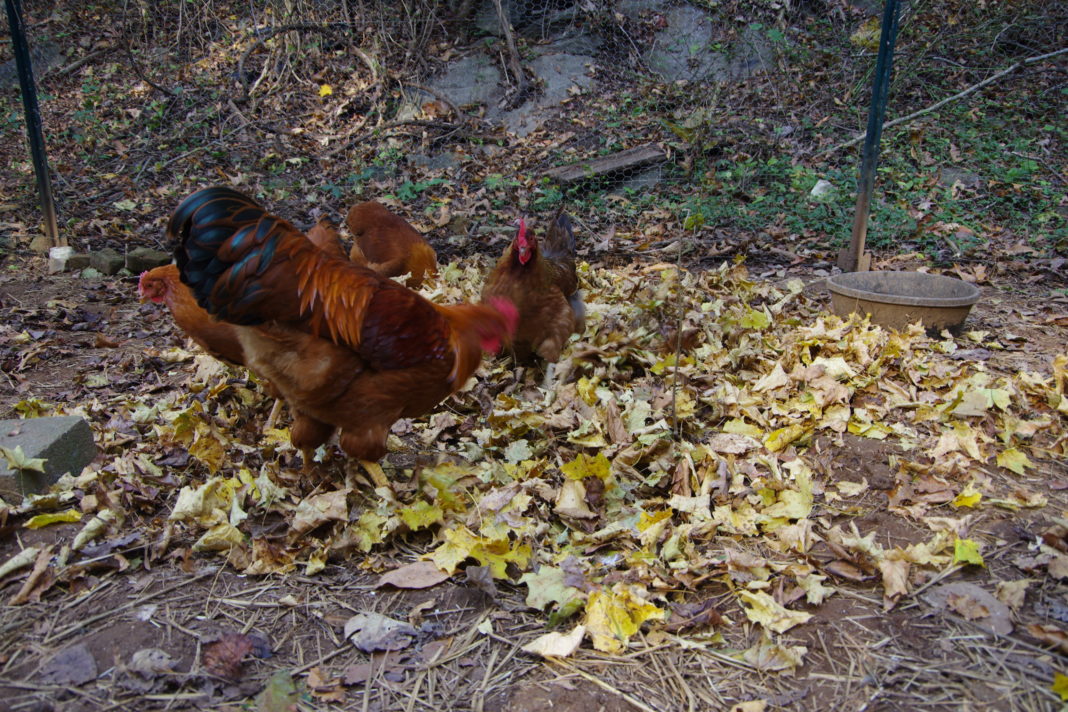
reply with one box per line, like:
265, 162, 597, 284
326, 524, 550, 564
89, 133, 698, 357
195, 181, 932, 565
4, 0, 61, 249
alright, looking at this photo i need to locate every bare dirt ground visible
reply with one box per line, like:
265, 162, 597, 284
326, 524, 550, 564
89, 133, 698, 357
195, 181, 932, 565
1, 253, 1067, 712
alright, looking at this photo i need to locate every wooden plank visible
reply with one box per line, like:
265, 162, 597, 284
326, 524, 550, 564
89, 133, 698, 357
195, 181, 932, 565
541, 143, 668, 184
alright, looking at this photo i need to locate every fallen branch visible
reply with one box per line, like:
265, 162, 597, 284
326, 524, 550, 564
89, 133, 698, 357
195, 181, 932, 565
491, 0, 533, 109
817, 46, 1068, 158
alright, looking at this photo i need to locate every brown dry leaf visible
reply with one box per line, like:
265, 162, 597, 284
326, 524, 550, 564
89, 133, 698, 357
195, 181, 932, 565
8, 545, 54, 605
202, 632, 254, 680
376, 560, 449, 590
554, 479, 597, 519
37, 643, 98, 686
664, 598, 725, 633
707, 432, 759, 454
291, 489, 350, 534
994, 579, 1031, 611
307, 666, 345, 702
342, 662, 374, 686
823, 560, 870, 582
604, 399, 629, 444
878, 559, 910, 608
521, 624, 586, 658
923, 582, 1013, 635
344, 612, 418, 653
1027, 624, 1068, 654
1048, 554, 1068, 580
946, 592, 990, 620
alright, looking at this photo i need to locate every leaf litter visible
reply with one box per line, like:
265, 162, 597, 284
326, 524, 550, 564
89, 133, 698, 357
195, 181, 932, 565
2, 257, 1067, 708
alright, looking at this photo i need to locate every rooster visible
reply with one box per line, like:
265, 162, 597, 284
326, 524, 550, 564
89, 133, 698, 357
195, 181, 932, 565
170, 186, 517, 465
482, 208, 585, 387
345, 201, 438, 288
138, 264, 285, 427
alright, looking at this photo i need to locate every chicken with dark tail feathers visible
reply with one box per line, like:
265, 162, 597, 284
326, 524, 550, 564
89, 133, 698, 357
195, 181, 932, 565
170, 186, 518, 466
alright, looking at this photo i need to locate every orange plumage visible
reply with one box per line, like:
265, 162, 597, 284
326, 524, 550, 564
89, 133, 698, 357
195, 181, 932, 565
305, 217, 347, 260
482, 209, 585, 364
171, 187, 516, 463
138, 264, 247, 366
345, 201, 438, 288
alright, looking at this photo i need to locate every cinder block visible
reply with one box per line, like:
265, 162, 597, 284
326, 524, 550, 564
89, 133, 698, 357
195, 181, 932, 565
89, 248, 124, 275
126, 247, 172, 274
0, 417, 96, 499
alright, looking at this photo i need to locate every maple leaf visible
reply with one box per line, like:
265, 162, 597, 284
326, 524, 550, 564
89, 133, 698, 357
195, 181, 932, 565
996, 447, 1033, 475
0, 445, 46, 473
953, 538, 984, 567
584, 584, 666, 653
738, 590, 812, 633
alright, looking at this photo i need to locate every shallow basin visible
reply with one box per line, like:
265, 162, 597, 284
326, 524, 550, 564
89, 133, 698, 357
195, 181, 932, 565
826, 271, 980, 333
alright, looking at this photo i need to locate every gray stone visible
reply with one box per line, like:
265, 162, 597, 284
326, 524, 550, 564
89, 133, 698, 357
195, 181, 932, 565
492, 51, 595, 137
619, 165, 665, 191
938, 166, 982, 189
67, 253, 91, 270
429, 54, 505, 108
729, 23, 777, 80
29, 234, 53, 254
0, 417, 96, 498
89, 248, 124, 275
618, 0, 670, 21
126, 247, 172, 273
645, 5, 728, 82
409, 152, 462, 172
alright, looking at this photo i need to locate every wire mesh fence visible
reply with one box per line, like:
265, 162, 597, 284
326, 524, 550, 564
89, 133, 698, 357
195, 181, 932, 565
1, 0, 1065, 261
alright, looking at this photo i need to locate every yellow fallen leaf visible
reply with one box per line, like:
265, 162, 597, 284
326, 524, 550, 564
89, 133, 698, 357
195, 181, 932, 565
764, 424, 807, 452
1053, 672, 1068, 701
753, 363, 790, 392
0, 546, 41, 578
584, 584, 666, 653
738, 590, 812, 633
953, 537, 984, 567
561, 453, 611, 481
319, 84, 333, 97
193, 522, 245, 552
722, 418, 763, 439
951, 486, 982, 509
25, 509, 82, 529
996, 447, 1033, 475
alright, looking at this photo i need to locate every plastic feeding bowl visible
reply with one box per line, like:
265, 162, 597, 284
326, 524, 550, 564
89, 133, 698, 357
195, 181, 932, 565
826, 271, 981, 333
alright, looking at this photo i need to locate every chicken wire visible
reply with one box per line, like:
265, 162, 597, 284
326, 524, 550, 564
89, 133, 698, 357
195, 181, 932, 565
0, 0, 801, 257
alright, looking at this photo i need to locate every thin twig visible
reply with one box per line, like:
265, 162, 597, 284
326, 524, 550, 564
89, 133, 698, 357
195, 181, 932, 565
817, 46, 1068, 157
546, 658, 660, 712
43, 570, 214, 644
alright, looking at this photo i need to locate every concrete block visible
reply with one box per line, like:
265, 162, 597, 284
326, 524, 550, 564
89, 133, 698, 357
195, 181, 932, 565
68, 254, 91, 270
0, 417, 96, 498
89, 248, 124, 275
126, 247, 172, 274
48, 246, 74, 274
